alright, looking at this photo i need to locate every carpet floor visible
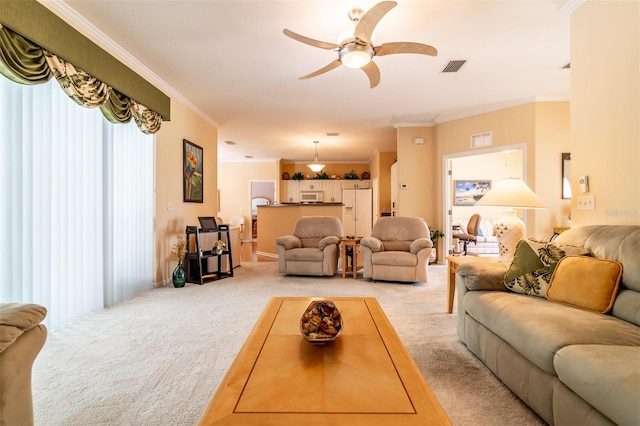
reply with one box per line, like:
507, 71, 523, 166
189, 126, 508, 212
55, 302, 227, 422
32, 262, 544, 425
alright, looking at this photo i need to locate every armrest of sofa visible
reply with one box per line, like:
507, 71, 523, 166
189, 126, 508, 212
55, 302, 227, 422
275, 235, 301, 250
0, 303, 47, 353
457, 262, 508, 291
410, 237, 433, 254
360, 236, 383, 253
319, 236, 340, 251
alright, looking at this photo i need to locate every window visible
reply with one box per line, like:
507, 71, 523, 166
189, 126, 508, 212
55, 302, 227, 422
0, 78, 154, 330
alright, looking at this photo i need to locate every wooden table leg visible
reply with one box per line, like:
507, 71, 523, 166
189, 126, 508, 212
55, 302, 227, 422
342, 242, 347, 278
448, 263, 457, 314
352, 242, 358, 279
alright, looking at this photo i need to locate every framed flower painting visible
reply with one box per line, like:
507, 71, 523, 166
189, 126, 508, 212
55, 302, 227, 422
183, 139, 203, 203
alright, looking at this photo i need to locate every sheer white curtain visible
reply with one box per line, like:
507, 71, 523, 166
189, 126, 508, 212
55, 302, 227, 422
0, 77, 153, 330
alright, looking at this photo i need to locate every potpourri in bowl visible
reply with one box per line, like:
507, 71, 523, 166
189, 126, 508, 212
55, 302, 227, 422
300, 300, 343, 344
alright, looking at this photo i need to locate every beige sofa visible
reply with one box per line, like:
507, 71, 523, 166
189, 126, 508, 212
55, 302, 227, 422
360, 216, 433, 283
0, 303, 47, 426
276, 216, 343, 276
456, 225, 640, 425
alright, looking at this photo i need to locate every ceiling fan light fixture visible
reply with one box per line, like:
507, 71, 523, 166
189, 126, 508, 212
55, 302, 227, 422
307, 141, 326, 172
339, 43, 374, 68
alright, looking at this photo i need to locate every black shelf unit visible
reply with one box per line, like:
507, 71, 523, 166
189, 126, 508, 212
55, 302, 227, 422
185, 224, 234, 284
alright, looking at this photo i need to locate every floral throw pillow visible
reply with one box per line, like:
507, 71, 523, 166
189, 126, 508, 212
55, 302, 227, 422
504, 239, 591, 297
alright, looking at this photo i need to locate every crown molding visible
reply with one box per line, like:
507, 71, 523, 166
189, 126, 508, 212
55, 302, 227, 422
38, 0, 220, 128
435, 96, 570, 124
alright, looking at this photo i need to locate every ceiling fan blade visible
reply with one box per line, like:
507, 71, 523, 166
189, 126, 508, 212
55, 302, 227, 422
299, 60, 342, 80
283, 29, 338, 50
354, 1, 397, 44
361, 61, 381, 89
375, 42, 438, 57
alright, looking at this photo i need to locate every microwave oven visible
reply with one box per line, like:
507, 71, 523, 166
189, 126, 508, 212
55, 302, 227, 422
300, 191, 324, 203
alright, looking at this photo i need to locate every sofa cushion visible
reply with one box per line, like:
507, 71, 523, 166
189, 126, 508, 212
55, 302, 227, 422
285, 248, 324, 262
463, 291, 640, 375
554, 345, 640, 426
504, 239, 591, 297
372, 251, 417, 267
547, 256, 623, 313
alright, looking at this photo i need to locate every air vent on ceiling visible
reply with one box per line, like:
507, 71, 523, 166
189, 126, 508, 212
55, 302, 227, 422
441, 60, 467, 73
562, 62, 571, 69
326, 132, 339, 137
244, 155, 253, 159
224, 140, 236, 145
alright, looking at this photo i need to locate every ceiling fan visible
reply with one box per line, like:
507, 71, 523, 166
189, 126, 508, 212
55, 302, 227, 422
283, 1, 437, 89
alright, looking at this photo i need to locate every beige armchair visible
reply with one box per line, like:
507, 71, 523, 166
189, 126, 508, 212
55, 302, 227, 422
360, 216, 433, 283
276, 216, 343, 276
0, 303, 47, 426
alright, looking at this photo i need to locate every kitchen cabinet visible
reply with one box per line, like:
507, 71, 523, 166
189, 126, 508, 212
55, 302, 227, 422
299, 180, 322, 191
281, 180, 299, 203
280, 179, 371, 203
342, 180, 370, 189
323, 180, 342, 203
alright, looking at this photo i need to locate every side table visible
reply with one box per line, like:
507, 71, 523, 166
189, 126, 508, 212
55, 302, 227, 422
446, 256, 499, 314
341, 237, 362, 278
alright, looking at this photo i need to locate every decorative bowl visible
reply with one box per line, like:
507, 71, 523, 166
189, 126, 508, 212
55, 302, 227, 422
300, 300, 343, 344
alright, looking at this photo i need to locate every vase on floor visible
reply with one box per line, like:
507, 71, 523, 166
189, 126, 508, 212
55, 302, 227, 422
172, 263, 186, 288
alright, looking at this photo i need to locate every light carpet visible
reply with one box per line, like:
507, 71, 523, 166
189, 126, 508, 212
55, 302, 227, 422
32, 262, 543, 425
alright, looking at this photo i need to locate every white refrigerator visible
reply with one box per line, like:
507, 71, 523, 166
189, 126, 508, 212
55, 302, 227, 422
342, 188, 373, 238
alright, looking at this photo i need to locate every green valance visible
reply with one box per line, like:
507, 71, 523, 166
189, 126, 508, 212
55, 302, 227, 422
0, 24, 161, 134
0, 0, 170, 121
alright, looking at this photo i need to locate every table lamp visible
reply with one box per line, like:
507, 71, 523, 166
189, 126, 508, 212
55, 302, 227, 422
474, 178, 545, 263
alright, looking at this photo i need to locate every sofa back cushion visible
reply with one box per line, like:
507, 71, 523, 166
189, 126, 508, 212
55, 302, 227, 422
555, 225, 640, 325
293, 216, 343, 241
382, 240, 412, 252
371, 216, 429, 242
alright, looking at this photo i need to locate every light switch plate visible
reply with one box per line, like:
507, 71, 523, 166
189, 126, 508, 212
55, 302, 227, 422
577, 195, 595, 210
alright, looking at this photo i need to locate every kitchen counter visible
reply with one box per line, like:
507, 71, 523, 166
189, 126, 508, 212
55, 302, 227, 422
256, 204, 343, 256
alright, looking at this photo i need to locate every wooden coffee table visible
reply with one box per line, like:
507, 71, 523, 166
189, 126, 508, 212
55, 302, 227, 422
198, 297, 451, 425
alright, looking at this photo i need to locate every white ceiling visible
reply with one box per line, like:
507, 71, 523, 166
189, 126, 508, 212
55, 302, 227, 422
50, 0, 574, 163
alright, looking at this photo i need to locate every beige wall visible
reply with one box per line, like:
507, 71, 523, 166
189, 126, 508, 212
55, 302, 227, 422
367, 150, 397, 222
218, 161, 279, 238
396, 127, 437, 225
434, 102, 571, 241
570, 0, 639, 226
534, 102, 572, 231
375, 152, 396, 217
154, 100, 218, 285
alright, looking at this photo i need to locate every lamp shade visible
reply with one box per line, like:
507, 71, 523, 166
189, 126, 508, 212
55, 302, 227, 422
473, 178, 545, 263
307, 141, 325, 172
474, 178, 545, 209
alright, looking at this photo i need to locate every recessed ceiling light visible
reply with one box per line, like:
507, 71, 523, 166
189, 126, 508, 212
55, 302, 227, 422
224, 140, 236, 145
244, 155, 253, 159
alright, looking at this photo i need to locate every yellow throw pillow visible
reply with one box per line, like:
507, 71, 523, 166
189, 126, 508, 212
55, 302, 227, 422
546, 256, 623, 313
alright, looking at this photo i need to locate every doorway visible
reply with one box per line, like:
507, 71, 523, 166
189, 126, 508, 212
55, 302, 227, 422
442, 144, 526, 257
250, 180, 276, 241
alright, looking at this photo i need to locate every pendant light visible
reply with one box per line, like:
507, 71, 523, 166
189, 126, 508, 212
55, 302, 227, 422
307, 140, 325, 173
